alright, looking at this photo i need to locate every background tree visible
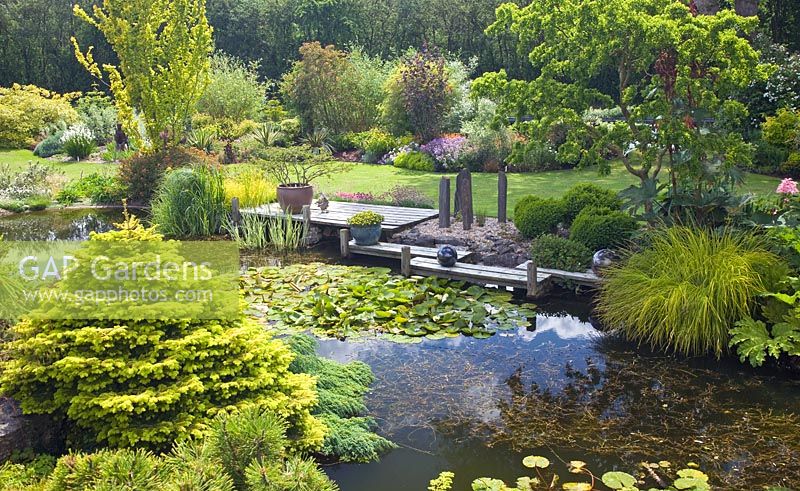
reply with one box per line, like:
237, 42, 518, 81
473, 0, 768, 219
72, 0, 213, 149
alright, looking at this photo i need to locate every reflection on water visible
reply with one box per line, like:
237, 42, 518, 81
0, 209, 124, 241
320, 296, 800, 490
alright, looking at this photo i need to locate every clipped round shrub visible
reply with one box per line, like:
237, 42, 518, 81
569, 207, 638, 251
513, 196, 566, 239
530, 234, 592, 272
393, 151, 435, 171
597, 227, 788, 357
562, 183, 622, 223
0, 215, 323, 450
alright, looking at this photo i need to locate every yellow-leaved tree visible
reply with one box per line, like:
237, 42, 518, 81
72, 0, 213, 150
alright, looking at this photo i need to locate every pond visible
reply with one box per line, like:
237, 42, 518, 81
318, 299, 800, 489
0, 209, 798, 489
0, 208, 123, 241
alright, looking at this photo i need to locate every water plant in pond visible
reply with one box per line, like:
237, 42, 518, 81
596, 227, 787, 357
434, 455, 711, 491
241, 263, 535, 340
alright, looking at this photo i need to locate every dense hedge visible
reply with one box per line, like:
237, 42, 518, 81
530, 234, 592, 272
513, 196, 566, 238
562, 183, 622, 223
569, 207, 638, 251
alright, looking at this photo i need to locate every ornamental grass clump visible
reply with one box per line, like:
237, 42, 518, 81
596, 227, 788, 358
347, 211, 384, 227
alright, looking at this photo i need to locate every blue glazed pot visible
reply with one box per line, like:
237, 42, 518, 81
351, 224, 382, 245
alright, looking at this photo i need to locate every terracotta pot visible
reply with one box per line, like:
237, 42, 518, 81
277, 184, 313, 213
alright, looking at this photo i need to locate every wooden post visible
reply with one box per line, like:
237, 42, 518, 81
454, 176, 461, 215
401, 246, 412, 277
340, 228, 351, 258
301, 205, 311, 247
498, 171, 508, 224
438, 177, 450, 228
526, 260, 539, 298
457, 169, 473, 231
231, 197, 241, 227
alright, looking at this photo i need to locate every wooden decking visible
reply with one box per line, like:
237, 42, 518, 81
241, 201, 438, 233
346, 240, 473, 261
515, 261, 603, 287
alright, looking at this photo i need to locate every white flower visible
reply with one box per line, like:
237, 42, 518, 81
60, 124, 94, 144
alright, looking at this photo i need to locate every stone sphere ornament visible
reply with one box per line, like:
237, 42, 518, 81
437, 245, 458, 267
592, 249, 620, 275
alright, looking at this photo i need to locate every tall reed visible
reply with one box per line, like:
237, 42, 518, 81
151, 165, 226, 238
223, 212, 306, 252
596, 226, 788, 358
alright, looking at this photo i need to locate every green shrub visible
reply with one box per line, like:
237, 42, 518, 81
245, 455, 339, 491
23, 195, 50, 211
597, 227, 788, 357
569, 207, 638, 251
76, 92, 117, 145
119, 147, 214, 204
45, 449, 163, 490
282, 42, 390, 134
55, 173, 126, 205
751, 139, 789, 175
0, 215, 324, 450
509, 141, 560, 172
60, 124, 97, 160
562, 183, 623, 223
780, 152, 800, 178
0, 200, 25, 213
287, 334, 395, 463
198, 52, 266, 123
530, 234, 592, 272
209, 407, 288, 489
33, 131, 63, 158
0, 84, 79, 149
344, 129, 412, 163
513, 196, 566, 238
151, 165, 226, 238
55, 184, 81, 205
762, 107, 799, 150
393, 151, 435, 171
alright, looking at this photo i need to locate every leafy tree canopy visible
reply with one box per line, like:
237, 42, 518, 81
474, 0, 770, 216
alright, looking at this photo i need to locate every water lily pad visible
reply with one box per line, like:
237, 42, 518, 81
562, 483, 592, 491
601, 471, 637, 489
522, 455, 550, 469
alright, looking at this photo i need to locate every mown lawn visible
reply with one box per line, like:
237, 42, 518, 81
0, 149, 118, 180
2, 149, 782, 217
318, 163, 783, 217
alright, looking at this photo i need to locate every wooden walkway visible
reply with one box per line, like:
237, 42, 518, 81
241, 201, 438, 233
515, 261, 603, 287
409, 257, 552, 297
346, 240, 474, 261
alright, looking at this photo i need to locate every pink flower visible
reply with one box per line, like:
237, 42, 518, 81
776, 178, 799, 195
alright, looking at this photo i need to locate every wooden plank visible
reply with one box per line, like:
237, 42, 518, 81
348, 240, 473, 261
410, 257, 551, 288
515, 261, 602, 286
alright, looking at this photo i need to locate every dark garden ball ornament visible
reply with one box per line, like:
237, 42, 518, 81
437, 245, 458, 267
592, 249, 620, 275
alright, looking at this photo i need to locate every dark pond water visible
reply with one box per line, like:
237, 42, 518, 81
0, 208, 124, 241
1, 209, 798, 489
319, 296, 800, 490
